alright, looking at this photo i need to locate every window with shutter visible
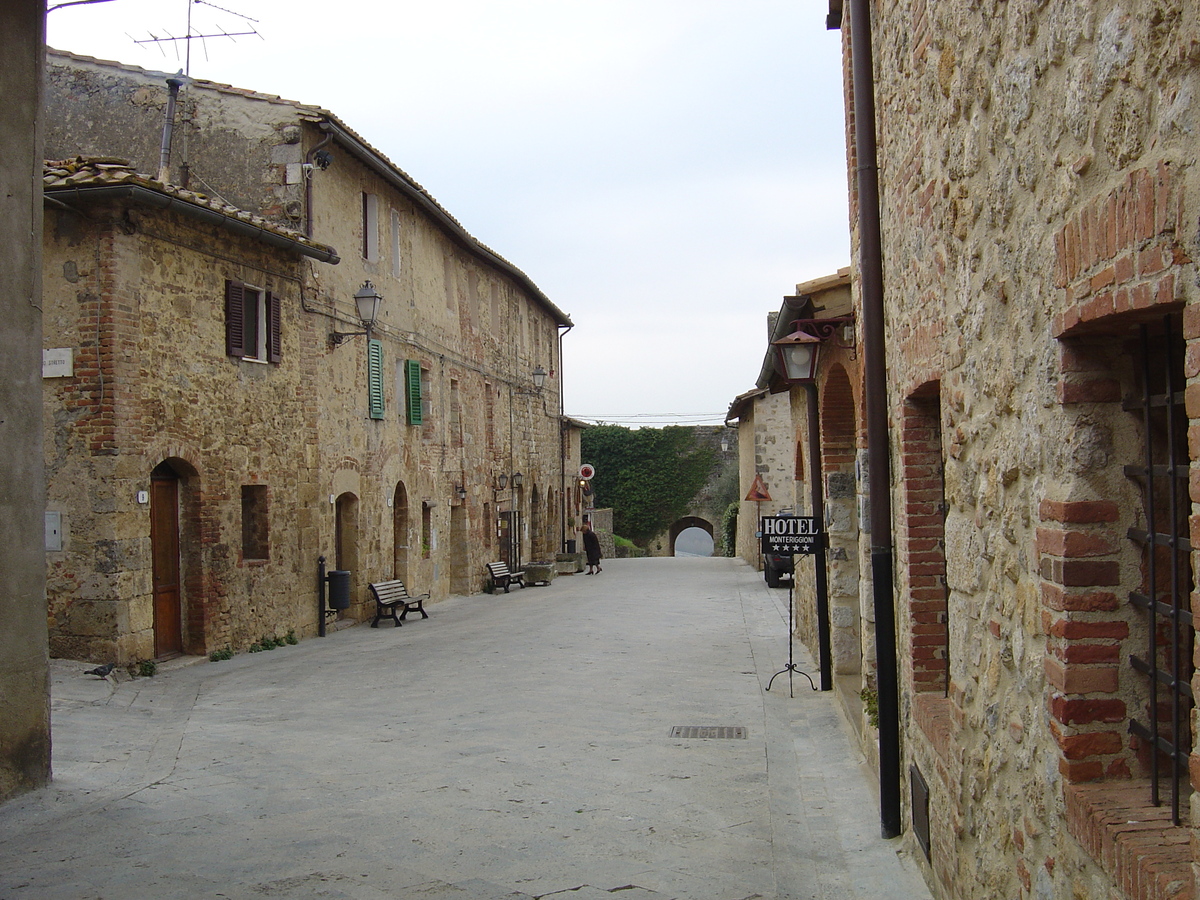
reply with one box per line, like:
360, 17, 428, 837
225, 279, 280, 364
405, 359, 423, 425
368, 339, 385, 420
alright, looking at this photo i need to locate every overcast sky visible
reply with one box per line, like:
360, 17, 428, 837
46, 0, 849, 426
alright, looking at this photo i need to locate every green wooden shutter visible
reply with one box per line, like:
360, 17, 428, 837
405, 359, 423, 425
367, 339, 385, 420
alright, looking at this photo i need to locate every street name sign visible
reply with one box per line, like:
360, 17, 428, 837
760, 515, 821, 555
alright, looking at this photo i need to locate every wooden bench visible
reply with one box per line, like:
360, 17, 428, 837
486, 561, 525, 593
368, 579, 430, 628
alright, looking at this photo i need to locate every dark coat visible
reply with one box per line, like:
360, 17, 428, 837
582, 529, 601, 565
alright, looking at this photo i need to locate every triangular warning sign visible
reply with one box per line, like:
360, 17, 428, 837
745, 474, 771, 502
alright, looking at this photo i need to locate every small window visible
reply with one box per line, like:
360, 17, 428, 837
444, 256, 456, 310
390, 208, 402, 277
241, 485, 269, 560
421, 501, 432, 559
450, 379, 462, 447
362, 192, 379, 262
225, 280, 280, 363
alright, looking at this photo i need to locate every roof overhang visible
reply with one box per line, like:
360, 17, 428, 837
44, 183, 341, 264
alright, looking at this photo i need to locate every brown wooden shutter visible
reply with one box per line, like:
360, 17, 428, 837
267, 291, 282, 363
225, 280, 246, 357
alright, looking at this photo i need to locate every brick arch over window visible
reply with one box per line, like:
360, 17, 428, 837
1042, 160, 1198, 893
820, 363, 862, 677
898, 383, 947, 695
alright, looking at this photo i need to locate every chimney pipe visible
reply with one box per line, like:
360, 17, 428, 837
157, 73, 185, 184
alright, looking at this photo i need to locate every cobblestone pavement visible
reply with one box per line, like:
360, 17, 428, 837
0, 557, 932, 900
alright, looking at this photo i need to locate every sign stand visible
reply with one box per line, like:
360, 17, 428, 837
766, 576, 816, 697
760, 515, 819, 698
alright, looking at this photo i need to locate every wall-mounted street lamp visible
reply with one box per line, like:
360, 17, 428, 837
511, 472, 524, 489
497, 474, 508, 490
532, 366, 547, 390
330, 280, 383, 346
772, 315, 856, 384
455, 484, 467, 501
772, 323, 822, 383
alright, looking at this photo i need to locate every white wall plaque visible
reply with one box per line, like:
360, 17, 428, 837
42, 348, 74, 378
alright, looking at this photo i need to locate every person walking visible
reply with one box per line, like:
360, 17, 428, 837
581, 521, 602, 574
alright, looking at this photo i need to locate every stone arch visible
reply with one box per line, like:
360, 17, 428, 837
392, 481, 409, 583
668, 516, 714, 556
335, 492, 360, 614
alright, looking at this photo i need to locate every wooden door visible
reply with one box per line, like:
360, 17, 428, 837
150, 471, 183, 658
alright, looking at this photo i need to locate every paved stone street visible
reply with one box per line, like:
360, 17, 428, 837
0, 557, 932, 900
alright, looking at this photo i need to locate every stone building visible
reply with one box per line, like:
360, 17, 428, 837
1, 1, 50, 804
798, 2, 1200, 899
726, 270, 863, 720
41, 51, 581, 665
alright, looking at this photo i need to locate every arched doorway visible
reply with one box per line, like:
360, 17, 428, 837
450, 500, 470, 594
530, 485, 543, 560
392, 482, 409, 583
150, 458, 199, 658
150, 461, 184, 658
335, 493, 360, 610
668, 516, 714, 556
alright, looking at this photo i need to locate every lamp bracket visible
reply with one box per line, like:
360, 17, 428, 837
787, 315, 855, 350
329, 329, 369, 346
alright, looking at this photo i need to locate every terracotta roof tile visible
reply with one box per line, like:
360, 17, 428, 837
43, 156, 339, 260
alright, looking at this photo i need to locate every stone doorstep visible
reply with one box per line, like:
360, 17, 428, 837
1065, 780, 1194, 900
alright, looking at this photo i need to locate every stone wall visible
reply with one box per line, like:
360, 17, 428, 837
735, 389, 797, 567
837, 2, 1200, 898
41, 54, 574, 664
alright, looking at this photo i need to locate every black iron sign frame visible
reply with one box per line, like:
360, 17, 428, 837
760, 515, 821, 555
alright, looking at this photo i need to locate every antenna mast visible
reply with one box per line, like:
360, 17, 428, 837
128, 0, 262, 80
129, 0, 263, 188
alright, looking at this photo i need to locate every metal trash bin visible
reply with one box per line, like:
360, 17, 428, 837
326, 570, 352, 609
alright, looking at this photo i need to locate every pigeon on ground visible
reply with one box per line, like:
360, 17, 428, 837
85, 663, 115, 678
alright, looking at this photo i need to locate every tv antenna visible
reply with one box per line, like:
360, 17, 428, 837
128, 0, 263, 78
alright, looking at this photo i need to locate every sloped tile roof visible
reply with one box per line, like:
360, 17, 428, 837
46, 49, 570, 325
44, 155, 340, 261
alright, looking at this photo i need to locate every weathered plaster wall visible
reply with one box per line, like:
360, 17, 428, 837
735, 389, 795, 567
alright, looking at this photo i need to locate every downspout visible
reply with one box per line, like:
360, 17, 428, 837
806, 382, 833, 692
558, 323, 574, 552
846, 0, 902, 838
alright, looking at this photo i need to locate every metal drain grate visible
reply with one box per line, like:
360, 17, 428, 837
669, 725, 747, 739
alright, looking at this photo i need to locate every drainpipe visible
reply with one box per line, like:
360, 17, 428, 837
157, 73, 185, 184
805, 382, 833, 692
558, 323, 574, 552
846, 0, 901, 839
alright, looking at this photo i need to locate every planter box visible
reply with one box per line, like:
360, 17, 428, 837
523, 561, 556, 585
555, 552, 583, 574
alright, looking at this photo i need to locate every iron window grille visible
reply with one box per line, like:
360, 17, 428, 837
1125, 315, 1195, 825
